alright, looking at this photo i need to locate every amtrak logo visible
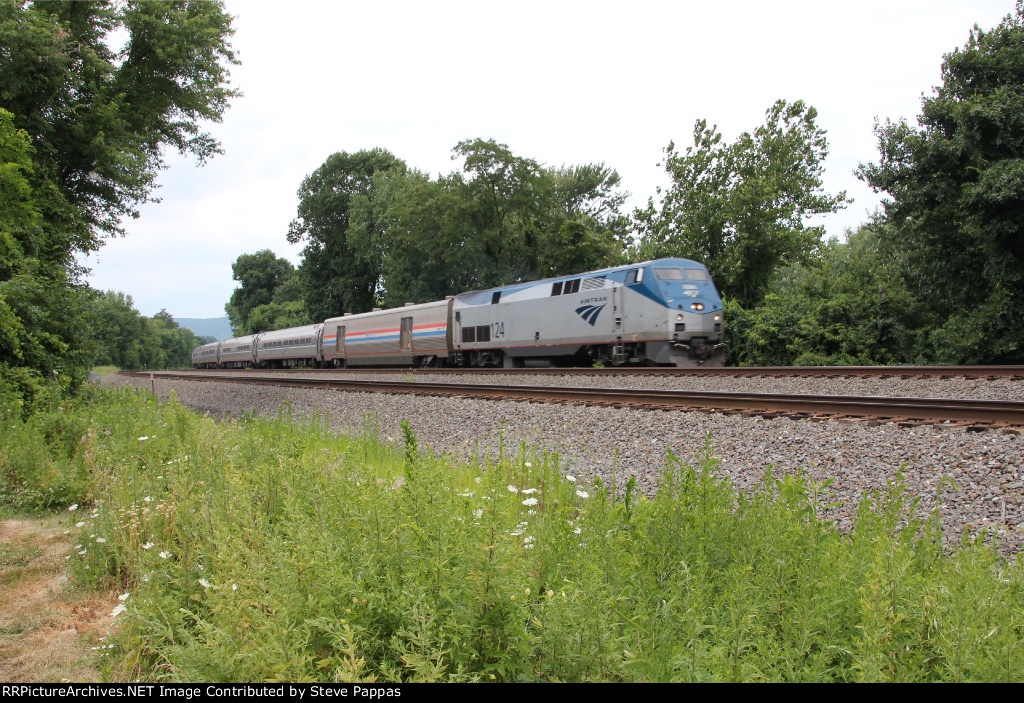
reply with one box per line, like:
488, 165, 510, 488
575, 303, 607, 326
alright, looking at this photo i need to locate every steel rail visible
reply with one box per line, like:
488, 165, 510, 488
126, 371, 1024, 426
177, 365, 1024, 378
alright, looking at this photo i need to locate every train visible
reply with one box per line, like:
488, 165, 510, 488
191, 258, 726, 369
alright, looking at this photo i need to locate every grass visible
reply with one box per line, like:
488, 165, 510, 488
90, 366, 121, 376
0, 386, 1022, 682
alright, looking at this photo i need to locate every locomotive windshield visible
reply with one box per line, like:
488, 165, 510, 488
654, 267, 709, 281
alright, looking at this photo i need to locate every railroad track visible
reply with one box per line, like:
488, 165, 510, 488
125, 371, 1024, 429
175, 364, 1024, 378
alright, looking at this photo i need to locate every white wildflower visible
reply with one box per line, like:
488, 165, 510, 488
507, 485, 518, 494
78, 549, 87, 555
523, 536, 535, 549
525, 462, 532, 468
118, 592, 130, 602
473, 509, 483, 520
137, 436, 149, 441
565, 475, 577, 483
141, 542, 154, 550
76, 521, 85, 528
143, 496, 153, 503
474, 477, 482, 484
198, 578, 211, 589
232, 583, 238, 591
159, 551, 171, 559
521, 488, 538, 495
68, 504, 79, 512
95, 537, 106, 544
522, 497, 538, 507
576, 490, 590, 499
110, 604, 127, 618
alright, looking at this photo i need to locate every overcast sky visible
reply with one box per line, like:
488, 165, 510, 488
80, 0, 1017, 319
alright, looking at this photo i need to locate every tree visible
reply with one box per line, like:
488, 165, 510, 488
287, 149, 407, 320
635, 100, 849, 308
0, 0, 238, 412
857, 2, 1024, 363
1, 0, 239, 242
286, 141, 630, 317
724, 226, 925, 366
89, 293, 203, 369
225, 250, 303, 334
1, 107, 93, 415
451, 138, 546, 282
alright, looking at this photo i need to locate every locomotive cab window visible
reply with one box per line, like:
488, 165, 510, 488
564, 279, 580, 295
491, 291, 501, 304
551, 281, 563, 296
654, 268, 685, 280
626, 268, 645, 284
684, 268, 709, 281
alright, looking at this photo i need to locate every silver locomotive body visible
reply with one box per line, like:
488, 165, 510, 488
452, 258, 724, 367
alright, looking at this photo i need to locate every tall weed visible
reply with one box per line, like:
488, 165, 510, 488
2, 387, 1022, 682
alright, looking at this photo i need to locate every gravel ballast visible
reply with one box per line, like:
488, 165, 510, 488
104, 373, 1024, 554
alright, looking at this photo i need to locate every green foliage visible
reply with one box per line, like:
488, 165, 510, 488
857, 2, 1024, 363
87, 291, 202, 370
0, 1, 238, 413
225, 250, 307, 335
635, 100, 849, 308
286, 140, 629, 316
724, 227, 928, 366
6, 389, 1022, 682
0, 0, 239, 239
287, 149, 409, 320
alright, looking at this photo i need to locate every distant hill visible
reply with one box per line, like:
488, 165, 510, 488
177, 317, 233, 341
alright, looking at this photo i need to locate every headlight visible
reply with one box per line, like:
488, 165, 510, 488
689, 303, 704, 311
714, 314, 722, 321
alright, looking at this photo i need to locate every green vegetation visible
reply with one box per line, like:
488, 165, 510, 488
286, 141, 630, 320
225, 250, 307, 336
0, 0, 238, 414
88, 292, 207, 371
634, 99, 849, 310
2, 387, 1021, 682
725, 5, 1024, 366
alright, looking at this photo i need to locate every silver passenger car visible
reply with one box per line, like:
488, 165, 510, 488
255, 324, 324, 368
192, 341, 221, 368
323, 300, 451, 367
218, 335, 259, 369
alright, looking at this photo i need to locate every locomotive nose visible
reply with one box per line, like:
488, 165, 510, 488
671, 308, 723, 338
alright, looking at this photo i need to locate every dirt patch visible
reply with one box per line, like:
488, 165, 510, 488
0, 516, 121, 682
